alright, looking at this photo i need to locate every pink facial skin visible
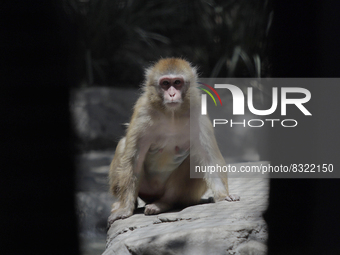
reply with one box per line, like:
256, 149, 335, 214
159, 77, 184, 104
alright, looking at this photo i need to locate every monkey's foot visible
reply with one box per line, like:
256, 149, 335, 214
144, 202, 171, 215
108, 208, 133, 225
225, 194, 240, 202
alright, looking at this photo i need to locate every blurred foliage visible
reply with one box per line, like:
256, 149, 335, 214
63, 0, 272, 87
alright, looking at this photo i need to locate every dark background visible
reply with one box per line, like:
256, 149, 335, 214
1, 1, 79, 254
63, 0, 272, 87
266, 1, 340, 254
1, 0, 340, 254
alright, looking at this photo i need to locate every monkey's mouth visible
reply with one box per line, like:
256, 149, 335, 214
166, 102, 181, 108
165, 100, 182, 105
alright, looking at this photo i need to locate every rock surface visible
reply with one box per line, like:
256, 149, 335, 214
104, 177, 269, 255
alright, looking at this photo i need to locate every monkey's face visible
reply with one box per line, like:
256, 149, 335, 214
158, 75, 185, 109
144, 58, 197, 112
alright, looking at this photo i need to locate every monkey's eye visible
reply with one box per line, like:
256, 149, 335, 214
161, 80, 170, 90
173, 79, 183, 89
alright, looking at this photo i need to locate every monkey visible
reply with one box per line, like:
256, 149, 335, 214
108, 58, 239, 224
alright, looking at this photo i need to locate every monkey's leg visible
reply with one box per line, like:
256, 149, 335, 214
144, 156, 207, 215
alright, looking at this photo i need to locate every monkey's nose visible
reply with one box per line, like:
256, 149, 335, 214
170, 93, 176, 97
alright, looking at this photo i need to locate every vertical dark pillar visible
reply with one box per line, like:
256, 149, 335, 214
265, 0, 340, 254
0, 1, 79, 254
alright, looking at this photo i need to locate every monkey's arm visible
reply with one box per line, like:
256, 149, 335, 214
192, 114, 239, 202
109, 100, 151, 222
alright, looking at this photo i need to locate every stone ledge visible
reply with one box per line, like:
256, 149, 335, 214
104, 178, 268, 255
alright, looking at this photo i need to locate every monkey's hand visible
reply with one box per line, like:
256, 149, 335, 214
108, 203, 134, 225
225, 194, 240, 202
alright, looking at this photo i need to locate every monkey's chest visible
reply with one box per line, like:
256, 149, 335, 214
144, 140, 190, 177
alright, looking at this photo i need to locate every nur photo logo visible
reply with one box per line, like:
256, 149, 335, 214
197, 82, 222, 115
198, 80, 312, 128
